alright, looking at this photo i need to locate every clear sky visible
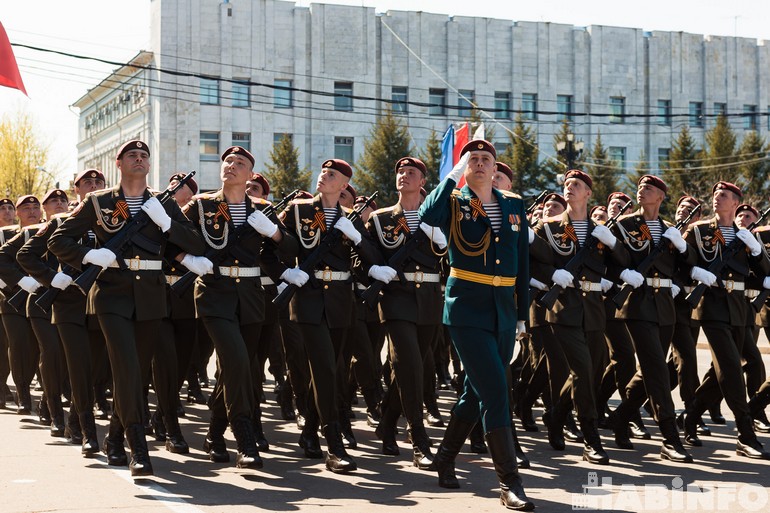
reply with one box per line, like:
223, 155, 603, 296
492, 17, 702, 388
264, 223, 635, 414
1, 0, 768, 182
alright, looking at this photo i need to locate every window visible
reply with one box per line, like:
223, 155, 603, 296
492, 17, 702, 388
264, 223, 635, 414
609, 97, 625, 124
334, 137, 354, 164
522, 93, 537, 121
494, 92, 511, 119
608, 147, 627, 171
392, 86, 408, 114
657, 100, 671, 126
233, 81, 250, 107
429, 88, 446, 116
232, 132, 251, 152
274, 79, 292, 108
200, 78, 219, 105
689, 102, 704, 128
200, 132, 219, 160
743, 104, 758, 130
657, 148, 670, 168
458, 89, 474, 118
274, 133, 293, 145
714, 102, 727, 118
557, 95, 574, 122
334, 82, 353, 111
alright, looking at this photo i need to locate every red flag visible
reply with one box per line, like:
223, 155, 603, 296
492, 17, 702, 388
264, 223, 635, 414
0, 23, 27, 96
453, 123, 469, 188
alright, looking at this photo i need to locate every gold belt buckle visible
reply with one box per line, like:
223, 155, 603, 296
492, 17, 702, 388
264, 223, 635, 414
725, 280, 734, 292
229, 266, 239, 278
322, 270, 333, 282
492, 275, 502, 287
129, 258, 141, 271
414, 271, 424, 283
651, 276, 661, 288
580, 280, 591, 292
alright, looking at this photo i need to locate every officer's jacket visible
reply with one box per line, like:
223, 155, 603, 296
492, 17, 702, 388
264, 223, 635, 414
610, 210, 697, 326
419, 180, 529, 332
531, 212, 629, 329
366, 202, 443, 326
183, 190, 288, 325
683, 217, 770, 326
48, 185, 204, 322
0, 224, 42, 316
280, 194, 378, 329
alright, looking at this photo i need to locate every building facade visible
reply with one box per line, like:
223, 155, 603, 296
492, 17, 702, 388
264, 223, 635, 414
73, 0, 770, 192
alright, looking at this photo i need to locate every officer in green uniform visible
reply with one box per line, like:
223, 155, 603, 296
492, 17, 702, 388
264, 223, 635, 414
420, 140, 534, 511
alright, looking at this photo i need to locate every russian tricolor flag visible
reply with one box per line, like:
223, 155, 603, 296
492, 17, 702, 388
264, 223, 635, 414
439, 122, 485, 188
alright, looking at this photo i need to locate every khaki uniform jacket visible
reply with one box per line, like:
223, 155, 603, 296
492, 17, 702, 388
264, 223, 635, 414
366, 203, 443, 326
48, 185, 205, 322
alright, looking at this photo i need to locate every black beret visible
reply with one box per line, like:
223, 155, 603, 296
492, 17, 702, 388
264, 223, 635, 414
495, 162, 513, 182
221, 146, 255, 167
247, 173, 270, 196
15, 195, 40, 208
169, 172, 199, 195
116, 140, 149, 159
460, 139, 496, 159
712, 181, 742, 198
638, 174, 668, 194
394, 157, 428, 176
41, 189, 68, 205
564, 169, 593, 189
322, 158, 353, 178
74, 168, 105, 185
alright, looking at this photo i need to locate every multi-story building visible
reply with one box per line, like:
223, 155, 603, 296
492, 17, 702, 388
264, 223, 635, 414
73, 0, 770, 192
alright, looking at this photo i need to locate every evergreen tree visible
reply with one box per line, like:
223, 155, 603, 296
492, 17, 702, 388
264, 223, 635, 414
498, 114, 552, 196
354, 108, 413, 205
418, 129, 442, 192
736, 131, 770, 205
262, 134, 312, 198
583, 132, 621, 207
701, 114, 738, 186
660, 125, 702, 199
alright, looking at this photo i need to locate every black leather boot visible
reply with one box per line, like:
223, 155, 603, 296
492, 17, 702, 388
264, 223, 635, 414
409, 422, 435, 470
708, 402, 726, 424
278, 379, 296, 421
628, 411, 651, 440
232, 414, 264, 469
125, 423, 154, 477
580, 417, 610, 465
659, 420, 693, 463
608, 406, 634, 450
65, 406, 83, 444
80, 410, 100, 456
16, 386, 32, 415
150, 409, 167, 442
563, 412, 584, 443
514, 383, 539, 432
103, 414, 127, 466
323, 422, 357, 473
468, 421, 488, 453
252, 405, 270, 452
433, 415, 476, 489
338, 407, 358, 449
682, 400, 705, 447
203, 416, 230, 463
511, 425, 530, 469
361, 386, 381, 428
749, 388, 770, 433
375, 403, 400, 456
735, 414, 770, 460
298, 405, 323, 459
485, 427, 535, 511
543, 405, 567, 451
164, 412, 189, 454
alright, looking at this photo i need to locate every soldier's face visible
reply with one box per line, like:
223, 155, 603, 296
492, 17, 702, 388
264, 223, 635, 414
637, 184, 664, 206
712, 189, 739, 215
675, 202, 699, 224
464, 151, 495, 187
246, 181, 266, 200
736, 210, 758, 229
492, 171, 512, 191
543, 199, 565, 218
220, 154, 253, 186
171, 182, 194, 206
396, 166, 425, 194
117, 150, 150, 176
563, 178, 591, 205
607, 198, 626, 218
16, 203, 41, 226
0, 204, 15, 226
43, 197, 69, 217
339, 188, 355, 208
591, 209, 609, 224
316, 168, 346, 196
75, 177, 105, 199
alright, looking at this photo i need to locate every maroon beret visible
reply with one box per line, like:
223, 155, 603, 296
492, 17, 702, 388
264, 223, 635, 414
543, 193, 567, 209
116, 140, 149, 159
564, 169, 593, 189
41, 189, 68, 205
247, 173, 270, 196
677, 195, 700, 208
419, 187, 428, 198
735, 203, 759, 217
495, 162, 513, 182
712, 181, 742, 198
15, 195, 40, 208
0, 198, 14, 208
607, 191, 633, 204
344, 183, 357, 198
221, 146, 255, 167
168, 172, 199, 195
638, 174, 668, 194
460, 139, 496, 159
590, 205, 608, 218
322, 158, 353, 178
296, 191, 314, 200
395, 157, 428, 176
74, 168, 105, 186
354, 195, 377, 210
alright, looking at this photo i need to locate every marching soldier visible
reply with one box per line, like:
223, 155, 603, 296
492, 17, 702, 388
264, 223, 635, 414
420, 141, 534, 511
0, 198, 16, 407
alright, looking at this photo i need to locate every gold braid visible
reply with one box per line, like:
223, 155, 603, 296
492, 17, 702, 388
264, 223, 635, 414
449, 194, 490, 257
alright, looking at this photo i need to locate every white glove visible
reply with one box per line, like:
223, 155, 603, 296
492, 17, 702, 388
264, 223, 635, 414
529, 278, 547, 291
763, 276, 770, 290
736, 229, 762, 257
528, 227, 535, 244
690, 266, 717, 287
18, 276, 41, 293
516, 320, 527, 340
551, 269, 574, 289
620, 269, 644, 289
591, 224, 617, 249
141, 196, 172, 233
334, 217, 362, 245
50, 272, 73, 290
662, 226, 687, 253
180, 254, 214, 276
82, 248, 117, 268
600, 278, 614, 293
671, 283, 681, 298
277, 282, 288, 295
368, 265, 397, 284
0, 278, 6, 289
419, 222, 447, 249
280, 267, 309, 287
446, 152, 470, 184
247, 210, 279, 238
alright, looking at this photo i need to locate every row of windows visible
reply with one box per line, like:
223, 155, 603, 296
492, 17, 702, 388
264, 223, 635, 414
657, 100, 763, 130
198, 132, 355, 165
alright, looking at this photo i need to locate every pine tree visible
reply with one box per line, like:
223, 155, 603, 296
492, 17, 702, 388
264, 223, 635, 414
736, 131, 770, 205
660, 125, 701, 199
262, 134, 312, 198
418, 129, 442, 192
354, 108, 413, 205
583, 132, 621, 207
497, 114, 551, 196
701, 114, 737, 186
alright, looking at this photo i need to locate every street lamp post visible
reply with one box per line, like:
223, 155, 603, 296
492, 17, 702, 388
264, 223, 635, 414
556, 133, 585, 170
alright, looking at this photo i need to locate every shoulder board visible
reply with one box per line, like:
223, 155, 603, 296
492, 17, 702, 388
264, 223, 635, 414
341, 206, 354, 215
541, 215, 562, 224
500, 190, 521, 199
662, 219, 674, 228
293, 198, 315, 205
450, 189, 462, 197
192, 192, 217, 201
371, 205, 396, 217
692, 219, 712, 228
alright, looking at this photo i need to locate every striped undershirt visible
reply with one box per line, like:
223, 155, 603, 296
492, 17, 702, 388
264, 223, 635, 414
228, 202, 247, 227
719, 225, 735, 244
403, 210, 420, 232
572, 220, 589, 245
324, 208, 338, 230
483, 202, 502, 232
125, 196, 143, 217
645, 219, 664, 244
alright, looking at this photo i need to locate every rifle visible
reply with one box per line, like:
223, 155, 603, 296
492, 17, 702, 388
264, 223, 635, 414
33, 263, 80, 314
71, 171, 197, 296
526, 190, 548, 216
272, 191, 378, 310
611, 203, 701, 309
686, 204, 770, 308
170, 189, 300, 296
536, 200, 633, 310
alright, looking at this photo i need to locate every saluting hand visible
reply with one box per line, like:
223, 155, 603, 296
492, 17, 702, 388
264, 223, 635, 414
446, 152, 470, 184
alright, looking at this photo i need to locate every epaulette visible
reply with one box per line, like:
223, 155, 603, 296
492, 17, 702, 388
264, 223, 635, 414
342, 206, 354, 215
370, 205, 396, 217
541, 215, 561, 224
691, 219, 712, 227
451, 189, 462, 197
500, 190, 521, 199
192, 192, 217, 201
293, 197, 315, 205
